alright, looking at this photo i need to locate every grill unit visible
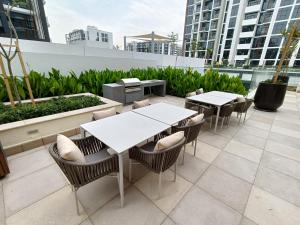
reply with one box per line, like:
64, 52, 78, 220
118, 78, 143, 104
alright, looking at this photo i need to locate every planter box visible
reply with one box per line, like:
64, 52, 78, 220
0, 93, 122, 156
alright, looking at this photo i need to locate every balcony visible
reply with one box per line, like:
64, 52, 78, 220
245, 4, 261, 13
240, 31, 255, 38
242, 18, 258, 26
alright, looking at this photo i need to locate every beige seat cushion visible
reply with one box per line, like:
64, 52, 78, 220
154, 131, 184, 151
186, 92, 196, 97
186, 113, 204, 126
93, 108, 116, 120
57, 134, 85, 163
237, 96, 246, 103
196, 88, 204, 94
133, 99, 150, 109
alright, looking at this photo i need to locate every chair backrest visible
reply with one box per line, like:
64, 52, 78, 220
244, 99, 253, 112
185, 100, 200, 113
173, 119, 205, 144
201, 105, 215, 118
220, 104, 235, 117
234, 101, 246, 113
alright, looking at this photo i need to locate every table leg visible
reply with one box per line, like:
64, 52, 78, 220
118, 154, 124, 207
215, 106, 220, 133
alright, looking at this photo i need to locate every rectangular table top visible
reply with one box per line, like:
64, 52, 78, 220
206, 91, 242, 99
133, 102, 197, 125
187, 93, 236, 107
80, 111, 169, 153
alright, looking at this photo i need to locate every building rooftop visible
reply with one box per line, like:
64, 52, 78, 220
1, 92, 300, 225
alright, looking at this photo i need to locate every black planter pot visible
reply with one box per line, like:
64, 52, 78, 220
254, 81, 287, 112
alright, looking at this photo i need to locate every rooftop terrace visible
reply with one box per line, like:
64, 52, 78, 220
0, 92, 300, 225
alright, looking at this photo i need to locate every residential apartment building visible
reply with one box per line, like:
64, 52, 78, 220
65, 26, 113, 49
0, 0, 50, 41
126, 41, 181, 56
183, 0, 300, 67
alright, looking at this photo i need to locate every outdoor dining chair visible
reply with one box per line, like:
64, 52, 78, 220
49, 135, 120, 215
216, 103, 235, 128
234, 98, 253, 124
128, 134, 185, 197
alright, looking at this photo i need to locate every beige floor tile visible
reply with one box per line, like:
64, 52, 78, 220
161, 217, 176, 225
244, 119, 272, 131
5, 147, 54, 182
173, 153, 209, 183
170, 186, 241, 225
4, 164, 67, 217
90, 187, 165, 225
239, 125, 270, 138
7, 145, 47, 161
213, 152, 258, 183
198, 131, 230, 149
265, 140, 300, 162
80, 219, 94, 225
261, 152, 300, 180
186, 141, 221, 163
134, 170, 192, 214
245, 186, 300, 225
197, 166, 252, 213
255, 167, 300, 207
268, 132, 300, 150
0, 183, 5, 225
6, 187, 87, 225
233, 132, 266, 149
240, 217, 257, 225
224, 140, 263, 163
78, 176, 129, 215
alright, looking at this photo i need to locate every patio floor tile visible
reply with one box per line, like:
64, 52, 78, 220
90, 186, 166, 225
245, 186, 300, 225
80, 219, 94, 225
255, 167, 300, 207
185, 141, 221, 163
134, 170, 192, 214
6, 186, 87, 225
169, 186, 242, 225
268, 132, 300, 150
0, 183, 5, 225
233, 132, 266, 149
224, 140, 263, 163
198, 131, 230, 149
161, 217, 176, 225
197, 166, 252, 213
78, 176, 129, 215
261, 152, 300, 180
240, 217, 257, 225
5, 147, 54, 182
172, 153, 209, 183
265, 140, 300, 162
244, 119, 272, 131
213, 152, 258, 183
4, 164, 67, 217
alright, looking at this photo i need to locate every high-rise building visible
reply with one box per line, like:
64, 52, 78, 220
126, 41, 181, 56
0, 0, 50, 41
183, 0, 300, 67
65, 26, 113, 49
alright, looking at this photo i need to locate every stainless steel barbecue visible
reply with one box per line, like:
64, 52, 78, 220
117, 78, 143, 104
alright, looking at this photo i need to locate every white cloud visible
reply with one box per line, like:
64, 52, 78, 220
44, 0, 186, 48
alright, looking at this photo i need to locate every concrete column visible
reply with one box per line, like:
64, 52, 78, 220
151, 31, 155, 53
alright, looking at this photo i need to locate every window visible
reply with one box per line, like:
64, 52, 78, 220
245, 12, 258, 20
265, 60, 275, 66
195, 14, 200, 22
239, 38, 252, 44
223, 50, 230, 59
276, 7, 292, 21
250, 49, 262, 59
87, 31, 89, 40
250, 60, 260, 66
235, 60, 245, 66
272, 21, 287, 34
231, 5, 239, 16
237, 49, 249, 55
229, 18, 236, 28
185, 25, 192, 34
187, 6, 194, 15
193, 24, 199, 32
207, 41, 214, 49
280, 0, 293, 6
259, 11, 273, 24
262, 0, 276, 10
292, 5, 300, 18
200, 33, 208, 40
196, 4, 201, 12
101, 33, 108, 42
252, 37, 266, 48
242, 25, 255, 32
96, 32, 99, 41
233, 0, 240, 4
256, 24, 269, 35
186, 16, 193, 25
209, 31, 216, 39
227, 29, 234, 38
248, 0, 260, 6
187, 0, 194, 5
265, 48, 278, 59
269, 36, 282, 47
225, 40, 232, 49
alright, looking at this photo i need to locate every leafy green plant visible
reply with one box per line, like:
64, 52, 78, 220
0, 96, 102, 124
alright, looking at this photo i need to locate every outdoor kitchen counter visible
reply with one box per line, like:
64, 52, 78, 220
141, 80, 166, 97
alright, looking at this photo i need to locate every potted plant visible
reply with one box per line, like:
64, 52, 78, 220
254, 23, 300, 111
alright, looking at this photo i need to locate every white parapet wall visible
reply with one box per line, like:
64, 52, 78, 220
0, 38, 204, 75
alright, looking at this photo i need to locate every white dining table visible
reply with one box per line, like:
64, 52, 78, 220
187, 91, 238, 132
206, 91, 242, 99
80, 111, 170, 207
133, 102, 197, 125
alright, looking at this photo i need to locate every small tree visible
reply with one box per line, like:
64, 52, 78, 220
273, 22, 300, 83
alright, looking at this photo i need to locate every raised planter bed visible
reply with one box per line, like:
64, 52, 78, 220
0, 93, 122, 156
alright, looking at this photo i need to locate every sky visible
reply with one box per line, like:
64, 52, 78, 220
44, 0, 186, 49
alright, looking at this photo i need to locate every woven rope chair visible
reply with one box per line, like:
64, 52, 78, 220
129, 137, 185, 197
234, 99, 253, 124
217, 103, 235, 128
172, 118, 205, 164
49, 136, 119, 215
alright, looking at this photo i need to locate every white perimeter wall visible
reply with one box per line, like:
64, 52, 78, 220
0, 38, 204, 76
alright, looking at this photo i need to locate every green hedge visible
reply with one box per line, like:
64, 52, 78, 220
0, 67, 247, 102
0, 96, 102, 124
